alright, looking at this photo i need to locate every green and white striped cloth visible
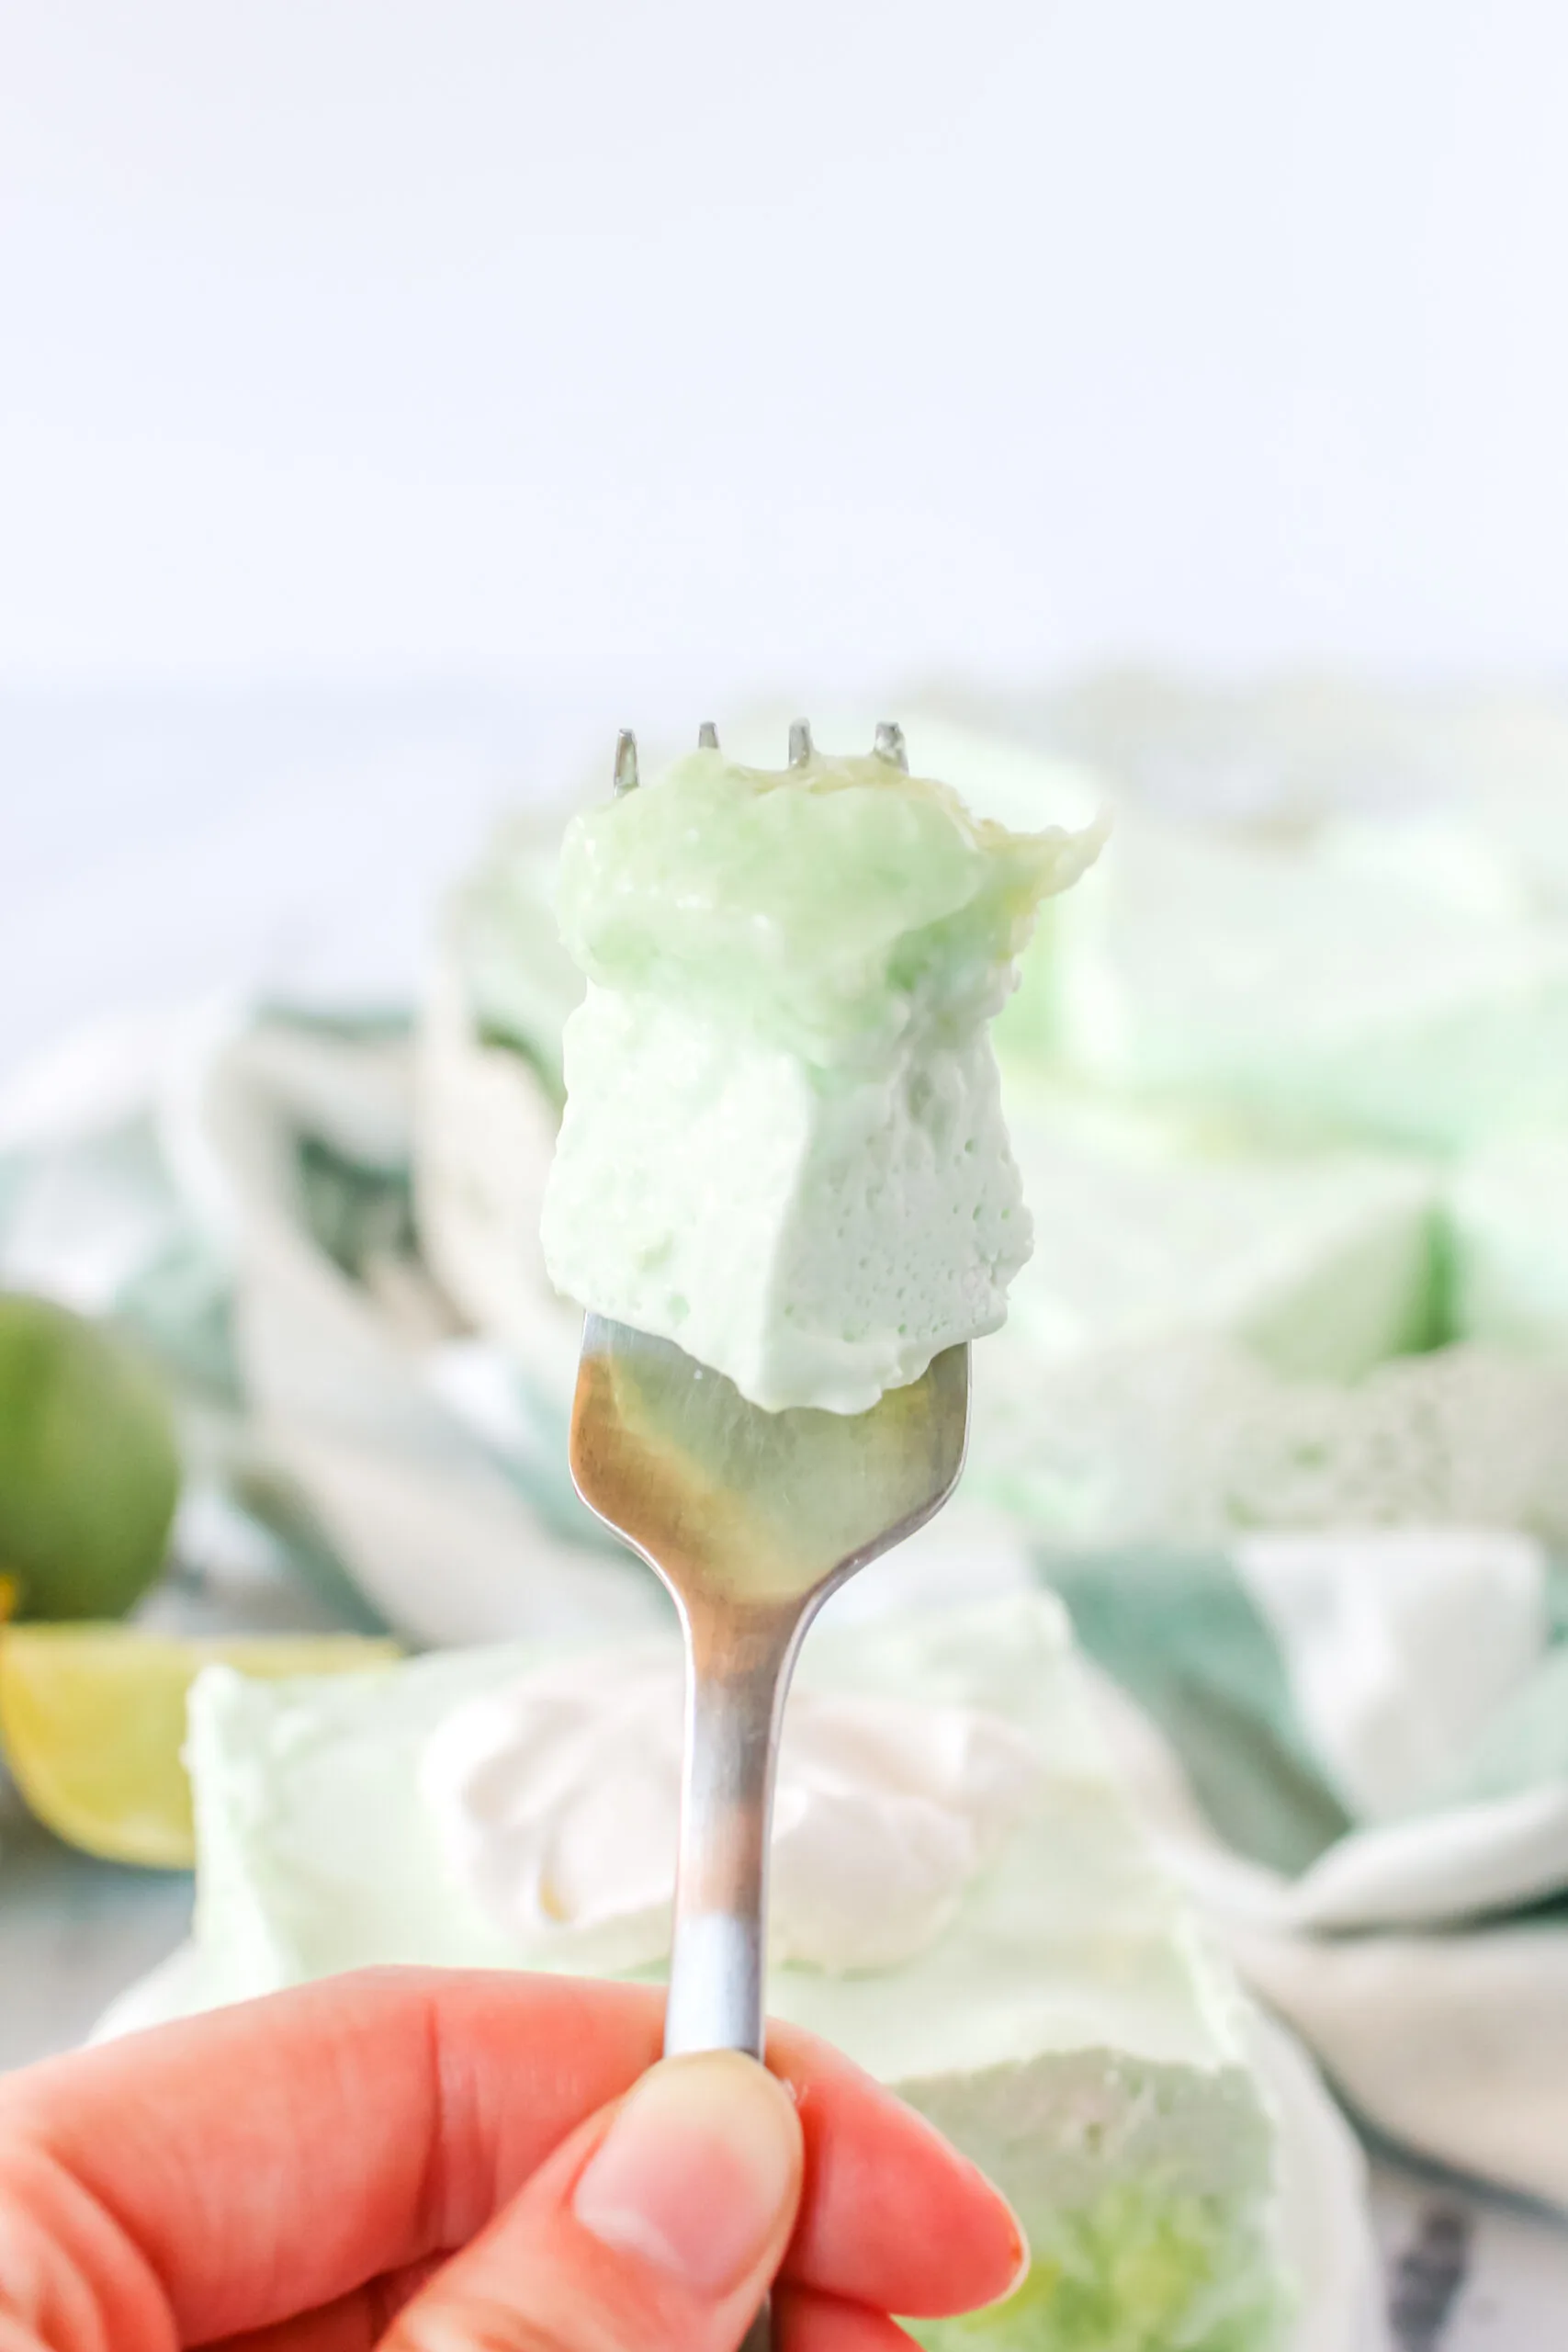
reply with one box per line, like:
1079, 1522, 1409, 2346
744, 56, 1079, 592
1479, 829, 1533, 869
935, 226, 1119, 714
1046, 1535, 1568, 2212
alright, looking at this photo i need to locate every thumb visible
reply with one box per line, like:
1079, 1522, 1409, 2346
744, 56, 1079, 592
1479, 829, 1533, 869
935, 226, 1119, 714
381, 2050, 804, 2352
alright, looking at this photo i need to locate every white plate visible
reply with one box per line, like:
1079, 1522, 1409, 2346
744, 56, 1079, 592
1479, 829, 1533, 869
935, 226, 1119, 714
1253, 2007, 1390, 2350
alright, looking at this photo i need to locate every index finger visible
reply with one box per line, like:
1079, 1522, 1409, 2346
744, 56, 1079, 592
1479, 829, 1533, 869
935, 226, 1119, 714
0, 1968, 1021, 2345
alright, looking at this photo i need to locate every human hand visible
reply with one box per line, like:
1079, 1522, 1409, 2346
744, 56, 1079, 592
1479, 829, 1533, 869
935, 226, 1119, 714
0, 1967, 1023, 2350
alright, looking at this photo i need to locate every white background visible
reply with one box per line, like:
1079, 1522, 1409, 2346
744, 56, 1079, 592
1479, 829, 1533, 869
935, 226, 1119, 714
6, 0, 1568, 700
6, 24, 1568, 2330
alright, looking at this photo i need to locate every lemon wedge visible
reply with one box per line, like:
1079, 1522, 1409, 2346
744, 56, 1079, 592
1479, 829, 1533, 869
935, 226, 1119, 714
0, 1625, 400, 1868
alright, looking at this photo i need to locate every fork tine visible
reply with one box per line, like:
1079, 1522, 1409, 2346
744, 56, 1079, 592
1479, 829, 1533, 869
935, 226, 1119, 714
613, 730, 639, 797
874, 721, 908, 771
788, 719, 813, 767
698, 721, 719, 750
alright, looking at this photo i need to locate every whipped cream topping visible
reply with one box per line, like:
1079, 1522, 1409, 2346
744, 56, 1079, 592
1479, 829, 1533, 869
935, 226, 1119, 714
420, 1645, 1043, 1973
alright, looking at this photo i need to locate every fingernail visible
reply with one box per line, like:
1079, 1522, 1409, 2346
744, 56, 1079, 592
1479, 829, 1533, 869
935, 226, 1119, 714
573, 2052, 802, 2296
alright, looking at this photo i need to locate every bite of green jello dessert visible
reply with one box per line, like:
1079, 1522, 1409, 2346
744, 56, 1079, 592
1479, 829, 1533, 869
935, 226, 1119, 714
539, 736, 1105, 1412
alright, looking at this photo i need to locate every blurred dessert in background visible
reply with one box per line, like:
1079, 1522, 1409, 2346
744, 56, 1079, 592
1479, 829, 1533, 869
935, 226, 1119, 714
414, 695, 1568, 1556
106, 1594, 1297, 2352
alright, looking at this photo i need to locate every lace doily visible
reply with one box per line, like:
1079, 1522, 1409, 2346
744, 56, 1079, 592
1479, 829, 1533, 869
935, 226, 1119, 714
971, 1328, 1568, 1546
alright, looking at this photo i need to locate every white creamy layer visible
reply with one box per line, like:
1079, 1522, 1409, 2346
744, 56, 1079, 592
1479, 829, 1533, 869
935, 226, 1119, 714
422, 1648, 1042, 1973
176, 1596, 1279, 2238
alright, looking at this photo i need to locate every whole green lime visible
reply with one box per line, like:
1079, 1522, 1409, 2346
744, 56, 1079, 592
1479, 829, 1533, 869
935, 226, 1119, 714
0, 1294, 181, 1621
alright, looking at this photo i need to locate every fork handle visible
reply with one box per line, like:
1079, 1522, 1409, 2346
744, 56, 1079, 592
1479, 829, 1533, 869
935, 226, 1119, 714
663, 1604, 801, 2059
664, 1606, 805, 2352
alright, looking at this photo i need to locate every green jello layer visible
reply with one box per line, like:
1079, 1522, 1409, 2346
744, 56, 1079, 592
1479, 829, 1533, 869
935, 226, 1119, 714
911, 2182, 1288, 2352
554, 747, 1100, 1069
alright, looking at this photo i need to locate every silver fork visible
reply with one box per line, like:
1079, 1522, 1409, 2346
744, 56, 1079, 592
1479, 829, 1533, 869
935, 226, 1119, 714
568, 721, 970, 2346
